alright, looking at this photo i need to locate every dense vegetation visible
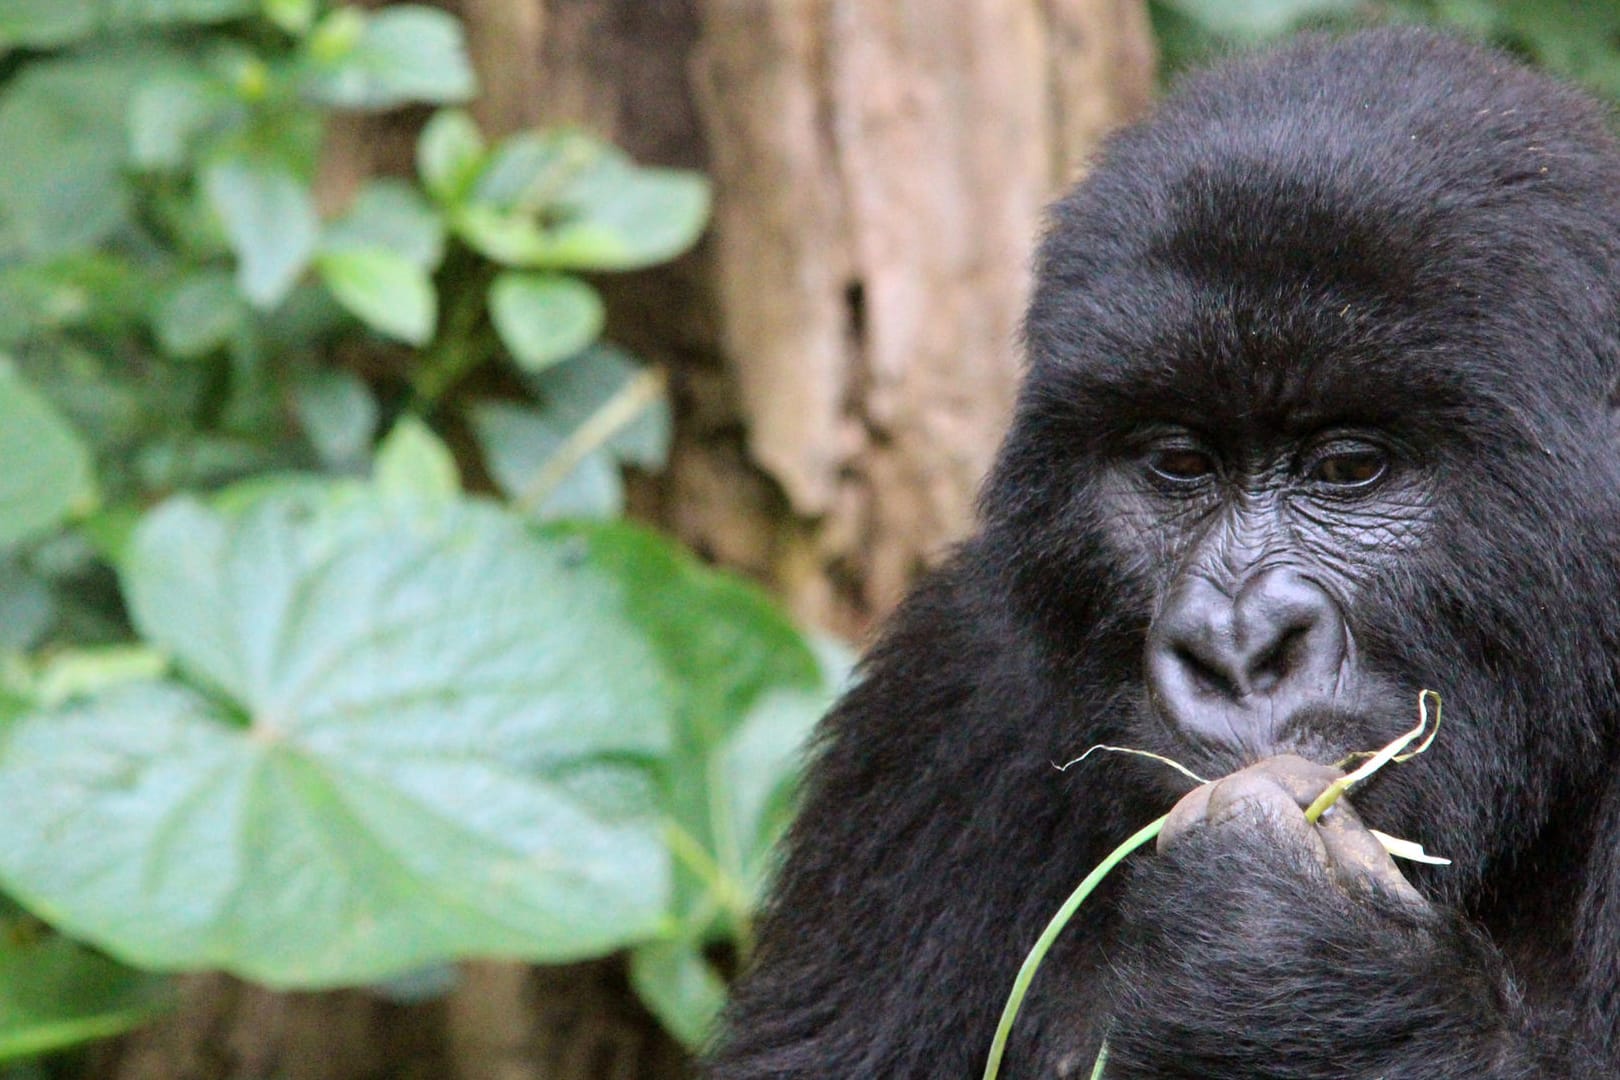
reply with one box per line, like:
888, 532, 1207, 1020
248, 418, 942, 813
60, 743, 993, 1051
0, 0, 1614, 1074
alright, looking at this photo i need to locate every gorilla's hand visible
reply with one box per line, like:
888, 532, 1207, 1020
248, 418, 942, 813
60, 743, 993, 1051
1102, 755, 1525, 1079
1156, 755, 1426, 908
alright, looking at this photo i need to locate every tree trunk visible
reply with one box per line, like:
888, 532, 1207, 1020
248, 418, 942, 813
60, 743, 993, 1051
90, 2, 1155, 1076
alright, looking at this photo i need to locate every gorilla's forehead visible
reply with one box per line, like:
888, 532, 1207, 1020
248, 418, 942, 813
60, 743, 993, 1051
1024, 28, 1620, 429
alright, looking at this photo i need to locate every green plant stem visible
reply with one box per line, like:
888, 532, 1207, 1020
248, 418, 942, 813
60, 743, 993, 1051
982, 814, 1168, 1080
411, 258, 495, 409
513, 366, 666, 513
1088, 1039, 1111, 1080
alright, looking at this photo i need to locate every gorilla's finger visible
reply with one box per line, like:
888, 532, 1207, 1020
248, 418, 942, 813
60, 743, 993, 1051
1316, 802, 1427, 908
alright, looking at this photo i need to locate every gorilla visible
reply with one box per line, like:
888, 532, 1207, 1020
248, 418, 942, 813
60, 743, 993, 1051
707, 27, 1620, 1079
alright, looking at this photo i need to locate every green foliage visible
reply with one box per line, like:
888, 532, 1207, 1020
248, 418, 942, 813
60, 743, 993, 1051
1151, 0, 1620, 102
0, 0, 777, 1062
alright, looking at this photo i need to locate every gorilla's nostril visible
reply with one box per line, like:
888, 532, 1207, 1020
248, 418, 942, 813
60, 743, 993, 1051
1174, 642, 1239, 698
1249, 626, 1308, 692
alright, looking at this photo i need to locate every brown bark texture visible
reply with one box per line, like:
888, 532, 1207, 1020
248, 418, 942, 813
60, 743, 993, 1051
90, 1, 1155, 1077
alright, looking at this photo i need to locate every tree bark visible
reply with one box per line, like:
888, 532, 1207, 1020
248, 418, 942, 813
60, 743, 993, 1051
91, 1, 1155, 1076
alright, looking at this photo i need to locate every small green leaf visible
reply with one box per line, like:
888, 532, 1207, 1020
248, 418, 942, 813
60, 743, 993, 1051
541, 164, 711, 271
531, 345, 671, 470
202, 155, 319, 309
317, 249, 436, 345
417, 110, 486, 205
0, 931, 172, 1063
324, 179, 446, 270
1159, 0, 1359, 37
0, 55, 157, 257
0, 559, 53, 652
33, 646, 169, 707
0, 0, 93, 48
304, 5, 477, 109
489, 272, 603, 372
471, 402, 621, 520
152, 269, 245, 359
128, 73, 233, 171
450, 204, 550, 265
0, 364, 96, 548
292, 367, 378, 469
374, 415, 459, 501
263, 0, 316, 35
629, 940, 727, 1050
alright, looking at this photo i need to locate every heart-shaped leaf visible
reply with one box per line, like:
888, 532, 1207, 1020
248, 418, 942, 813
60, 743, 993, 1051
0, 490, 675, 986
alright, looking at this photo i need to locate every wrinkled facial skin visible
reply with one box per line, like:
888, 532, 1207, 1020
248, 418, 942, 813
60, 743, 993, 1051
1108, 419, 1431, 766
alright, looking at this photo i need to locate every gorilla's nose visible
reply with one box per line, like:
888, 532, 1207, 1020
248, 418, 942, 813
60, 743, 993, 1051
1147, 569, 1346, 745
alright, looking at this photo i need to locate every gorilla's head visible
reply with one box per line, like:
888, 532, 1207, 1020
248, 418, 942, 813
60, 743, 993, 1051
981, 28, 1620, 894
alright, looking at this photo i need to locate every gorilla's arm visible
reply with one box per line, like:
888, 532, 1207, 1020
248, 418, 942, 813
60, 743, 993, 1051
706, 560, 1127, 1077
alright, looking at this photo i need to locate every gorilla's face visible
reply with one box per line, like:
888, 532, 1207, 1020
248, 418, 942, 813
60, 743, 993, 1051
979, 94, 1620, 884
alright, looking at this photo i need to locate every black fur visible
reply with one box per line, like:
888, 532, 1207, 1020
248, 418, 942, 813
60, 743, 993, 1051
708, 28, 1620, 1078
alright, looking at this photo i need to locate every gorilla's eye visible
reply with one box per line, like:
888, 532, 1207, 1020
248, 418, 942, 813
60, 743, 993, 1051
1147, 447, 1217, 484
1308, 447, 1387, 489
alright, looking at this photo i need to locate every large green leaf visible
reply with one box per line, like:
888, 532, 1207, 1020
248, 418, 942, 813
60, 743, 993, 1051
0, 929, 171, 1062
0, 365, 97, 548
0, 490, 676, 986
304, 5, 476, 109
550, 522, 829, 1046
202, 154, 320, 310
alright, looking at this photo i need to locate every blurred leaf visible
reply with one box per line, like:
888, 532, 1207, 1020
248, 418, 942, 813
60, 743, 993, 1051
0, 256, 144, 345
0, 0, 251, 48
548, 522, 827, 955
0, 560, 53, 652
628, 940, 727, 1050
0, 365, 97, 548
263, 0, 315, 35
203, 154, 319, 309
0, 52, 168, 257
471, 402, 622, 521
1158, 0, 1359, 36
531, 345, 671, 470
317, 249, 436, 345
489, 272, 603, 373
303, 5, 476, 109
32, 646, 168, 706
292, 367, 377, 469
450, 204, 552, 266
152, 269, 246, 359
324, 179, 446, 270
374, 415, 458, 501
540, 161, 711, 272
0, 0, 93, 48
0, 931, 171, 1063
417, 109, 486, 205
128, 72, 235, 170
452, 132, 710, 271
0, 491, 676, 986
